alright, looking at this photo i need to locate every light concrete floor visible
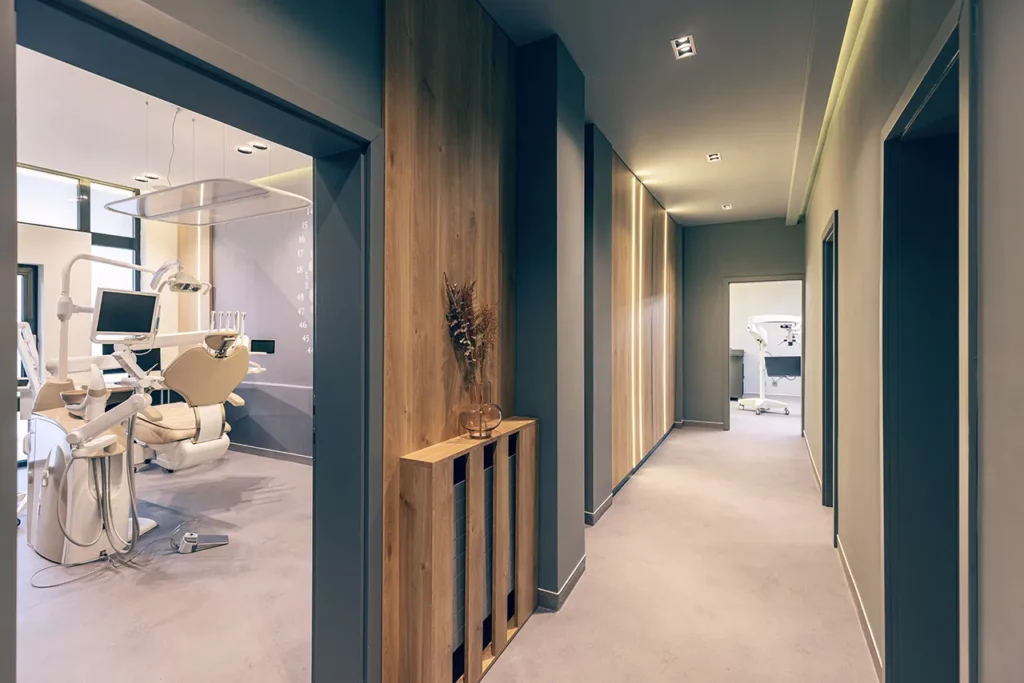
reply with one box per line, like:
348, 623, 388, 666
16, 451, 311, 683
486, 399, 875, 683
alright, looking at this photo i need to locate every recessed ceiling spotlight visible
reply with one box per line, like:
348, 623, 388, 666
134, 175, 149, 183
237, 145, 254, 155
144, 172, 160, 180
722, 204, 734, 210
706, 153, 721, 162
251, 141, 269, 151
672, 35, 696, 59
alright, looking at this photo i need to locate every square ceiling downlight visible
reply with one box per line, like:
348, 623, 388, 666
672, 35, 696, 59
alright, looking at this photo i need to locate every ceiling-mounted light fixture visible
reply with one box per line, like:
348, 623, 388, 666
134, 175, 149, 183
104, 178, 312, 227
144, 172, 161, 180
672, 35, 696, 59
706, 153, 721, 162
251, 141, 269, 151
236, 145, 254, 155
722, 204, 734, 210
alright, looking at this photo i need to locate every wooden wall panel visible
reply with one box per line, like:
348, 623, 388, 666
610, 154, 680, 487
641, 186, 657, 456
611, 154, 636, 485
384, 0, 516, 680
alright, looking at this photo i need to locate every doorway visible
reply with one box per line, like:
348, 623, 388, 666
726, 276, 805, 434
881, 27, 959, 682
821, 212, 838, 545
3, 2, 383, 682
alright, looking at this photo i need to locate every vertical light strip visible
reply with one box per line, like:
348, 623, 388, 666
630, 177, 637, 469
663, 212, 669, 433
637, 185, 644, 465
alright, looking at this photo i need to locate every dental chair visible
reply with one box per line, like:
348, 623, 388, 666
133, 333, 249, 472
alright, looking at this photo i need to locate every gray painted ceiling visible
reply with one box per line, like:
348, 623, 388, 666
477, 0, 852, 226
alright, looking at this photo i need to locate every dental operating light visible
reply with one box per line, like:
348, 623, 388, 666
103, 177, 311, 227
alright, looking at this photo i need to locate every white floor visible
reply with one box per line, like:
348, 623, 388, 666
16, 451, 312, 683
486, 393, 873, 683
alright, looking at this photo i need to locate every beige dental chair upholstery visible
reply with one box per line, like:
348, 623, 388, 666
134, 335, 249, 472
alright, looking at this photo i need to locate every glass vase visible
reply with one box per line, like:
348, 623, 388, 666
460, 381, 503, 439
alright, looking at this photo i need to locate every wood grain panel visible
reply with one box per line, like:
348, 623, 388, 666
665, 217, 678, 434
650, 202, 666, 442
641, 186, 656, 457
383, 0, 516, 679
491, 437, 510, 656
610, 156, 679, 487
611, 154, 635, 485
515, 424, 538, 622
399, 458, 454, 683
465, 447, 484, 683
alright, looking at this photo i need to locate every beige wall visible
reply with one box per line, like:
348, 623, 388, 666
976, 0, 1024, 677
802, 0, 958, 669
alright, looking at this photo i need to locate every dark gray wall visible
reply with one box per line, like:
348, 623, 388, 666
584, 123, 613, 522
136, 0, 382, 131
515, 35, 587, 603
0, 0, 15, 679
683, 218, 805, 426
214, 169, 314, 457
19, 0, 379, 153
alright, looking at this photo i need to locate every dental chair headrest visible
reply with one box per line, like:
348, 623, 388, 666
205, 333, 238, 358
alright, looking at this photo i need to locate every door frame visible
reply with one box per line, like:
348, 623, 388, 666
723, 273, 805, 432
2, 3, 385, 683
879, 3, 974, 679
820, 211, 838, 547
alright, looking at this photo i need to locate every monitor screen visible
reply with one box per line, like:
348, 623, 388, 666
765, 355, 801, 378
250, 339, 276, 354
94, 289, 158, 336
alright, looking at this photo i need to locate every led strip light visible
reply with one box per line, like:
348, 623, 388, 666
630, 178, 638, 468
663, 212, 669, 433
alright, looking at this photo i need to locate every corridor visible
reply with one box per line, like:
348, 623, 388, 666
486, 403, 877, 682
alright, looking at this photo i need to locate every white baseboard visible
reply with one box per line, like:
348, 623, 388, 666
803, 430, 822, 492
837, 536, 884, 681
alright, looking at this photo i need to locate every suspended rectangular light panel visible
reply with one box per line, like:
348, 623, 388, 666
103, 178, 311, 226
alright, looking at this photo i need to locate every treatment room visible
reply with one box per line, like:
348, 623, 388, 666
13, 45, 315, 681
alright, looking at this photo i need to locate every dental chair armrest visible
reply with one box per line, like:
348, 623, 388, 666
226, 393, 245, 407
141, 407, 164, 422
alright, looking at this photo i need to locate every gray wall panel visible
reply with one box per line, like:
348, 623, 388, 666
515, 35, 586, 599
0, 0, 15, 679
136, 0, 383, 130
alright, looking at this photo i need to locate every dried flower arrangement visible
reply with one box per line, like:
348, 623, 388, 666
444, 273, 497, 393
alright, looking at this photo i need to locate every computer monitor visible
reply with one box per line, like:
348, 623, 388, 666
91, 289, 159, 343
765, 355, 801, 378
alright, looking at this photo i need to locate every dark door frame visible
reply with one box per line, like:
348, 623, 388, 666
723, 273, 806, 433
4, 3, 385, 683
880, 9, 965, 681
820, 211, 838, 548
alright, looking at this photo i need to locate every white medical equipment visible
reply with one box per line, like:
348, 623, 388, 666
20, 253, 254, 566
738, 314, 801, 416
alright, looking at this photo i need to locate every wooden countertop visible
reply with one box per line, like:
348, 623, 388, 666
401, 417, 537, 466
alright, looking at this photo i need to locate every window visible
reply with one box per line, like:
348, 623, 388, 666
15, 165, 143, 353
89, 183, 136, 237
17, 166, 79, 230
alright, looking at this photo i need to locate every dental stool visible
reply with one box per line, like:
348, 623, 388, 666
133, 333, 249, 472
